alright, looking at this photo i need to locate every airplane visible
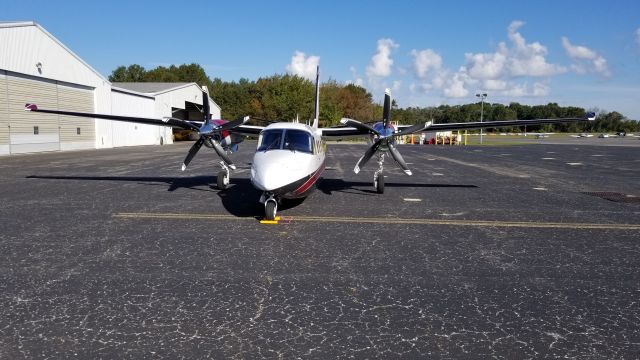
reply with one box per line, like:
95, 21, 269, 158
25, 67, 596, 220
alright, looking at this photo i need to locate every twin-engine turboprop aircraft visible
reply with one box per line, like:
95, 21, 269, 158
25, 67, 595, 220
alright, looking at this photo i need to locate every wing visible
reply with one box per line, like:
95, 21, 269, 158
25, 103, 201, 131
424, 113, 596, 133
229, 125, 264, 136
320, 126, 369, 139
25, 103, 265, 136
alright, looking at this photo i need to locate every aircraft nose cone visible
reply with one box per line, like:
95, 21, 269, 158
251, 159, 286, 191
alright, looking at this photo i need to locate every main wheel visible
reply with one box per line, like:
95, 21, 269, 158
265, 200, 277, 221
217, 170, 229, 190
375, 173, 385, 194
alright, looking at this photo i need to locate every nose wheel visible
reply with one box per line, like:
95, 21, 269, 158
265, 198, 278, 221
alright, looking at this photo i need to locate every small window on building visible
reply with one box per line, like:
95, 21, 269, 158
77, 127, 81, 135
33, 126, 39, 135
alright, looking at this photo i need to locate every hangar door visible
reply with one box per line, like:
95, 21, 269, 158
5, 72, 95, 154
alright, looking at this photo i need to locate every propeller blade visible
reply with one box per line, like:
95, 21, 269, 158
340, 118, 380, 135
354, 139, 382, 174
203, 89, 210, 122
181, 137, 205, 171
210, 139, 237, 170
394, 121, 431, 137
219, 116, 250, 131
383, 89, 391, 131
387, 142, 412, 175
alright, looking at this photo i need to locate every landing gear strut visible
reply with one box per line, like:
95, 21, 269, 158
217, 161, 231, 190
373, 153, 385, 194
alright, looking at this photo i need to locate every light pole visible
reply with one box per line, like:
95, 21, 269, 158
476, 92, 487, 145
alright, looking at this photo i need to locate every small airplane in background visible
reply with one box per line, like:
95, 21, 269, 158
25, 67, 596, 220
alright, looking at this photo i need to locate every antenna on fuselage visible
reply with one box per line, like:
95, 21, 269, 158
312, 65, 320, 129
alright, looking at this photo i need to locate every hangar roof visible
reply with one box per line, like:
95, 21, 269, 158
0, 21, 109, 84
113, 82, 195, 95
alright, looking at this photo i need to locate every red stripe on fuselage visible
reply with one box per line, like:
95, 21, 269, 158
293, 161, 325, 196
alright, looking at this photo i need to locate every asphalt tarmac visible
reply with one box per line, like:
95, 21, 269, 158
1, 140, 639, 358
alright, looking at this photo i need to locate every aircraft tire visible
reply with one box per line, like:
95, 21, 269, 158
376, 173, 384, 194
265, 200, 277, 221
217, 171, 229, 190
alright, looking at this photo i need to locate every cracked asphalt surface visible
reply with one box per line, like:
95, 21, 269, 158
1, 140, 639, 358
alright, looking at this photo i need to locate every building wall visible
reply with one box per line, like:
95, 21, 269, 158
1, 23, 220, 154
154, 86, 221, 119
0, 71, 9, 155
109, 91, 170, 147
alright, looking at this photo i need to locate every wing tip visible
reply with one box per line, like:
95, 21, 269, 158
25, 103, 38, 111
585, 112, 596, 121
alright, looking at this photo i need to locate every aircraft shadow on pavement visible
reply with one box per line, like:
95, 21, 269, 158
26, 174, 218, 192
26, 174, 475, 217
317, 178, 478, 195
25, 174, 293, 218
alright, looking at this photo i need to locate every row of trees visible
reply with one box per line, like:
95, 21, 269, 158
109, 63, 640, 133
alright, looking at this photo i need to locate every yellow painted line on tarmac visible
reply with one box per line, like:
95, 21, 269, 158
112, 212, 640, 230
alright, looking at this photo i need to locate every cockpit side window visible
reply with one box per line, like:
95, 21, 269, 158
283, 130, 313, 153
257, 130, 283, 151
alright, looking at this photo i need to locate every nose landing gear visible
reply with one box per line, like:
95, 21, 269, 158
260, 192, 278, 221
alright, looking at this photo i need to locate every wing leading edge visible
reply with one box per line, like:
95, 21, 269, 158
321, 112, 596, 139
24, 104, 264, 135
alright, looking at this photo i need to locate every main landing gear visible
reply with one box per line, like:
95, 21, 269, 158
217, 161, 231, 190
373, 153, 385, 194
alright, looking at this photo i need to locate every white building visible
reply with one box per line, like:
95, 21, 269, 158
0, 21, 220, 155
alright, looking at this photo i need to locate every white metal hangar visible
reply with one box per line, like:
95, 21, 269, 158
0, 21, 221, 155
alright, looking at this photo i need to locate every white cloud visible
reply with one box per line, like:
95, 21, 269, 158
285, 51, 320, 80
636, 28, 640, 45
561, 37, 596, 59
346, 66, 364, 87
411, 49, 442, 78
443, 67, 474, 98
392, 80, 401, 92
462, 21, 565, 78
506, 21, 566, 77
366, 38, 398, 79
561, 36, 610, 76
483, 79, 508, 91
465, 50, 507, 80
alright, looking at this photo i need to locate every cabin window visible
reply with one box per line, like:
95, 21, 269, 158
77, 127, 81, 135
33, 126, 39, 135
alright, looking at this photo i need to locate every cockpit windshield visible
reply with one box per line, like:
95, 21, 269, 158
257, 130, 282, 151
257, 129, 313, 153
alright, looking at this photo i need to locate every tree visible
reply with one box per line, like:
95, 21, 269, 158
108, 63, 639, 131
108, 64, 146, 82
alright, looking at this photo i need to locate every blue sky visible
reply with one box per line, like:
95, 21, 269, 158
3, 0, 640, 119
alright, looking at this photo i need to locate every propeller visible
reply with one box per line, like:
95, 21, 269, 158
341, 89, 415, 175
181, 89, 249, 171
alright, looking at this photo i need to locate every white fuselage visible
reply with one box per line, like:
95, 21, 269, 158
250, 123, 325, 199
